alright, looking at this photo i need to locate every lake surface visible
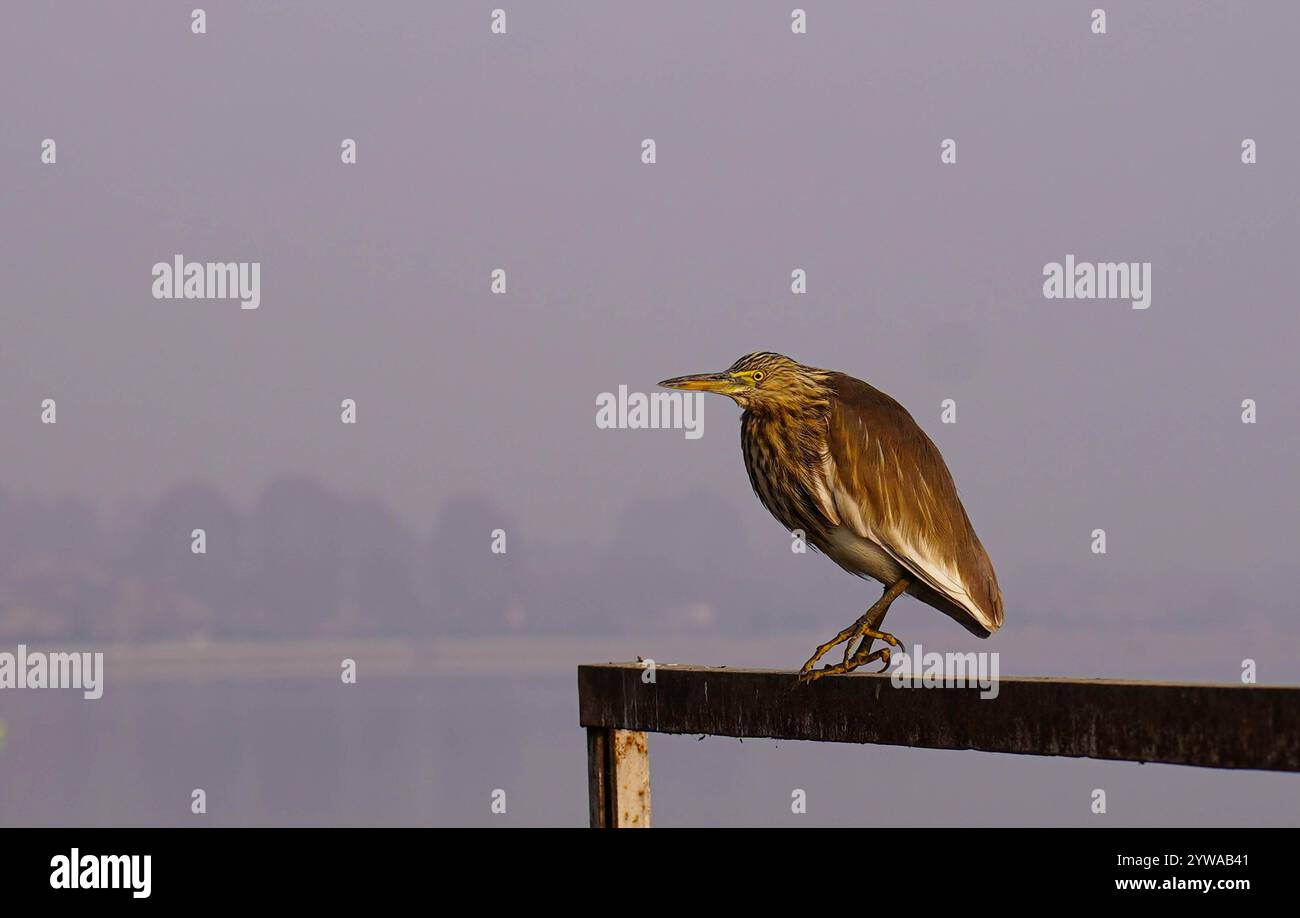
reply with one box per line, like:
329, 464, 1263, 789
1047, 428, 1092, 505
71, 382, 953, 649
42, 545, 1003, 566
3, 670, 1296, 827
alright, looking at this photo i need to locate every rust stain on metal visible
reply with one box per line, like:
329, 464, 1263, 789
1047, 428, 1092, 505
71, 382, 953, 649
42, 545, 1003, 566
612, 729, 651, 827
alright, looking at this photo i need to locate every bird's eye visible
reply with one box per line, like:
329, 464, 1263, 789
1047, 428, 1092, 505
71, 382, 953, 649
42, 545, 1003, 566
753, 371, 765, 381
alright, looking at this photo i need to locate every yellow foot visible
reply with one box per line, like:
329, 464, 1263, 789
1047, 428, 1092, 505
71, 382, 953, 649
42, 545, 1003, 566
796, 646, 895, 685
797, 621, 864, 677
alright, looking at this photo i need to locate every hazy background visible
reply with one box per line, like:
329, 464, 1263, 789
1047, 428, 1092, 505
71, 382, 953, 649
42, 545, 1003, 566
0, 1, 1297, 826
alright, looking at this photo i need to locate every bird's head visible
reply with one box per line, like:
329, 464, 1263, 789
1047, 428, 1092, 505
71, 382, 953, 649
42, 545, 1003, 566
659, 352, 827, 413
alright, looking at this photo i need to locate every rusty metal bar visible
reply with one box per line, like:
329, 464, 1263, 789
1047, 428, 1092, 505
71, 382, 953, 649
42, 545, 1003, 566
585, 726, 651, 827
578, 663, 1300, 773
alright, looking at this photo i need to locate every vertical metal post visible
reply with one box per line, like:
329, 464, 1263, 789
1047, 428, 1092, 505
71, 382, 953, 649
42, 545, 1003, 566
586, 727, 611, 828
586, 727, 651, 828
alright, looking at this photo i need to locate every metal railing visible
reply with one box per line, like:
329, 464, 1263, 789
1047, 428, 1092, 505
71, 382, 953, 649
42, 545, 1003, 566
578, 662, 1300, 827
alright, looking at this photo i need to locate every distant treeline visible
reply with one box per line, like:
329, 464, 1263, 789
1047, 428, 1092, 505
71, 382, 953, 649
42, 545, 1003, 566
0, 478, 811, 642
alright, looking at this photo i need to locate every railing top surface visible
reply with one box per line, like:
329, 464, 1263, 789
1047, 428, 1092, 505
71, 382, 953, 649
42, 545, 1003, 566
580, 661, 1298, 690
577, 662, 1300, 772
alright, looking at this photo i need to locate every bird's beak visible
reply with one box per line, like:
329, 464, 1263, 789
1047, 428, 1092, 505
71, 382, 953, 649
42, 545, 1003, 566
658, 372, 738, 395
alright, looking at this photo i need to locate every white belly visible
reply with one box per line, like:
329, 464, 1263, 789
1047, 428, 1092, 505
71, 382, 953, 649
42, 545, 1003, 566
823, 526, 906, 585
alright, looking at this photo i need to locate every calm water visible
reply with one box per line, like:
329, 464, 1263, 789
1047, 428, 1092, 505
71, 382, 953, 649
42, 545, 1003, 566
2, 673, 1296, 827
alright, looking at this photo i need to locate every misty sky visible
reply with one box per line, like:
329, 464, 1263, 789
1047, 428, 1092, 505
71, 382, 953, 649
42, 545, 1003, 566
2, 0, 1294, 553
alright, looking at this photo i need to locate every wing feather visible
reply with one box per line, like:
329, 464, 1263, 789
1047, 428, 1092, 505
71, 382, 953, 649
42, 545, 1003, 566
823, 373, 1004, 635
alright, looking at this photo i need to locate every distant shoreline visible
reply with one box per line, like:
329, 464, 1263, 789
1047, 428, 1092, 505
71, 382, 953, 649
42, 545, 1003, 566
2, 635, 816, 683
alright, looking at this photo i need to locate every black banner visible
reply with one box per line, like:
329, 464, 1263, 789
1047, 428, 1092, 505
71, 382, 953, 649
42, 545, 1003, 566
1, 828, 1281, 904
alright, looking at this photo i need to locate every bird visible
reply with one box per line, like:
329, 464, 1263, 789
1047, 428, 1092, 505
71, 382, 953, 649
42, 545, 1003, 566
659, 352, 1003, 683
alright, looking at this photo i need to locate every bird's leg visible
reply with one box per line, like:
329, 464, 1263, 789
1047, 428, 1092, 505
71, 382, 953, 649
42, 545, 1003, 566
842, 575, 910, 664
841, 589, 894, 666
799, 576, 910, 684
797, 582, 901, 679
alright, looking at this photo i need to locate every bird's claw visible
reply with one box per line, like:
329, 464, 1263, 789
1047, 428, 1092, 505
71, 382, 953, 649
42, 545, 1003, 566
793, 645, 894, 685
796, 666, 833, 685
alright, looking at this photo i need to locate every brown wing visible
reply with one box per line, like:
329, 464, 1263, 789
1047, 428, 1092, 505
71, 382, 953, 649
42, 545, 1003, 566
822, 372, 1004, 636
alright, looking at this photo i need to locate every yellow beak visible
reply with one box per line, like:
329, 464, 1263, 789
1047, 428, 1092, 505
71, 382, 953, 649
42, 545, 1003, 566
658, 372, 738, 395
